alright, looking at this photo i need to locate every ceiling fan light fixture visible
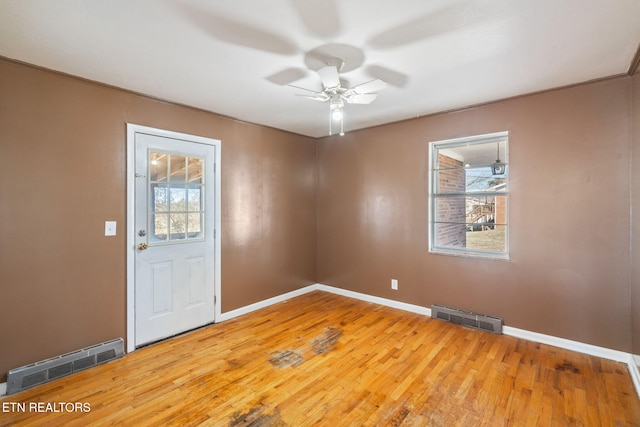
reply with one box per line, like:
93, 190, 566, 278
291, 60, 386, 137
329, 103, 344, 136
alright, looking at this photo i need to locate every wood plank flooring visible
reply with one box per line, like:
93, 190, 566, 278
1, 291, 639, 426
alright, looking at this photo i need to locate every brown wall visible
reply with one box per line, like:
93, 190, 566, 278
633, 71, 640, 355
0, 59, 317, 381
317, 77, 633, 352
1, 57, 638, 384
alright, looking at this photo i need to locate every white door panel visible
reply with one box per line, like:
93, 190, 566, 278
131, 128, 219, 347
149, 260, 173, 316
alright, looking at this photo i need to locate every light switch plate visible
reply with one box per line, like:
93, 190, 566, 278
105, 221, 117, 236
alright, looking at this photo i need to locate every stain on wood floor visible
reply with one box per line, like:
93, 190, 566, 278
311, 327, 342, 354
268, 350, 304, 368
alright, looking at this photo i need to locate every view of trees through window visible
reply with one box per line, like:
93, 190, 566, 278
149, 151, 205, 243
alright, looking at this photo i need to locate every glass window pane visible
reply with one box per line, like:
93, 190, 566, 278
435, 196, 504, 229
170, 213, 186, 240
169, 187, 187, 212
435, 165, 508, 194
435, 196, 466, 223
152, 214, 169, 242
153, 185, 168, 212
170, 155, 187, 184
150, 152, 168, 182
466, 195, 497, 225
466, 226, 506, 252
187, 213, 203, 238
434, 222, 466, 248
436, 138, 507, 169
466, 167, 507, 192
188, 157, 203, 184
187, 188, 202, 212
436, 168, 466, 194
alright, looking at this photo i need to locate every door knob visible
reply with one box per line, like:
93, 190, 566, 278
138, 243, 148, 251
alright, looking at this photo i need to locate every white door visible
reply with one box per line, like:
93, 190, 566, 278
131, 127, 219, 347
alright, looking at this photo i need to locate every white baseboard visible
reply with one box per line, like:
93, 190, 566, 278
502, 326, 630, 363
218, 285, 318, 322
208, 283, 640, 399
315, 284, 431, 316
502, 326, 640, 399
217, 283, 431, 320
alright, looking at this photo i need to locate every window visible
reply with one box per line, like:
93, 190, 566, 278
148, 151, 205, 244
429, 132, 509, 259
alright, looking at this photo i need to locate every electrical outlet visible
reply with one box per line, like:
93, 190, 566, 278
391, 279, 398, 290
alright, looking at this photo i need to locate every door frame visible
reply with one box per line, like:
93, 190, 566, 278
126, 123, 221, 353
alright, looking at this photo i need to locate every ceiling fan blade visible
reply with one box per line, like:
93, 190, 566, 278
351, 79, 387, 94
317, 66, 341, 89
346, 94, 377, 104
296, 93, 330, 102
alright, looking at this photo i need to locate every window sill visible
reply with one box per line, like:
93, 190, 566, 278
429, 248, 510, 261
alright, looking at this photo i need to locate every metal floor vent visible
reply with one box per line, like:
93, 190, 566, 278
6, 338, 124, 395
431, 304, 503, 334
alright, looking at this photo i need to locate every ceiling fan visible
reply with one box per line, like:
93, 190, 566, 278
291, 60, 387, 136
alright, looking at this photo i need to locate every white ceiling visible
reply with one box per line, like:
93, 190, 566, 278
1, 0, 639, 138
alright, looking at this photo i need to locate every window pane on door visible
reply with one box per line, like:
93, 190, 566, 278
188, 213, 203, 238
152, 214, 169, 242
170, 155, 187, 184
153, 185, 168, 212
170, 213, 187, 240
150, 153, 168, 182
148, 150, 206, 244
169, 187, 186, 212
188, 158, 203, 184
187, 188, 202, 211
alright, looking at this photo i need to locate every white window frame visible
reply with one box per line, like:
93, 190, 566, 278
428, 131, 509, 260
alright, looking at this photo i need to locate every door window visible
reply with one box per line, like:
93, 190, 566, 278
149, 151, 205, 244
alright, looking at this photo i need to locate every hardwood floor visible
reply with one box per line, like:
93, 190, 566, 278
1, 291, 639, 426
